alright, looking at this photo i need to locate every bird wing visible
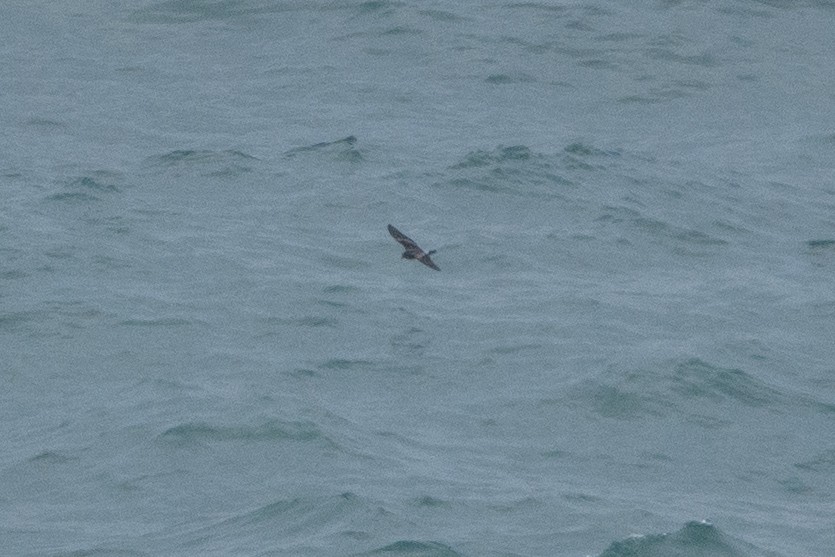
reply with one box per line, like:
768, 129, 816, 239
418, 253, 440, 271
387, 224, 421, 251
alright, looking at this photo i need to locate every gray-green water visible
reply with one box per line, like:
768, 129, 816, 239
2, 2, 835, 556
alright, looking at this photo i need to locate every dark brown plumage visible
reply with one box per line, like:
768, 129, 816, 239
387, 224, 440, 271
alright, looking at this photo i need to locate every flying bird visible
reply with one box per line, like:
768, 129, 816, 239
387, 224, 440, 271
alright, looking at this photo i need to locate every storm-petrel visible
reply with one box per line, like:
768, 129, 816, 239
387, 224, 440, 271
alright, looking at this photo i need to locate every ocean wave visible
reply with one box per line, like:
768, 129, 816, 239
176, 492, 381, 553
595, 204, 729, 257
0, 268, 28, 280
565, 357, 803, 421
259, 315, 339, 329
129, 0, 289, 24
450, 145, 535, 168
67, 175, 120, 193
432, 142, 765, 265
805, 239, 835, 250
42, 172, 127, 204
442, 145, 576, 198
47, 549, 149, 557
27, 450, 76, 465
794, 449, 835, 473
44, 191, 101, 203
484, 72, 535, 84
118, 317, 195, 328
284, 135, 364, 163
213, 492, 363, 530
357, 540, 462, 556
597, 521, 783, 557
318, 358, 377, 371
0, 310, 45, 331
143, 149, 258, 177
157, 419, 333, 445
568, 380, 666, 420
669, 358, 786, 408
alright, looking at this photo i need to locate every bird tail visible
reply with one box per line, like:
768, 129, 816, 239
427, 250, 436, 255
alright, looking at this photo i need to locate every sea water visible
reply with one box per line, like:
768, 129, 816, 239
2, 1, 834, 556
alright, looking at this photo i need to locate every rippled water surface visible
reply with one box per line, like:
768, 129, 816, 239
2, 1, 835, 556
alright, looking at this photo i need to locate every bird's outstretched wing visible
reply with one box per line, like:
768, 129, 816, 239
418, 253, 440, 271
387, 224, 421, 251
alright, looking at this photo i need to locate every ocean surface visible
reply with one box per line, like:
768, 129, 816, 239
2, 1, 835, 556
